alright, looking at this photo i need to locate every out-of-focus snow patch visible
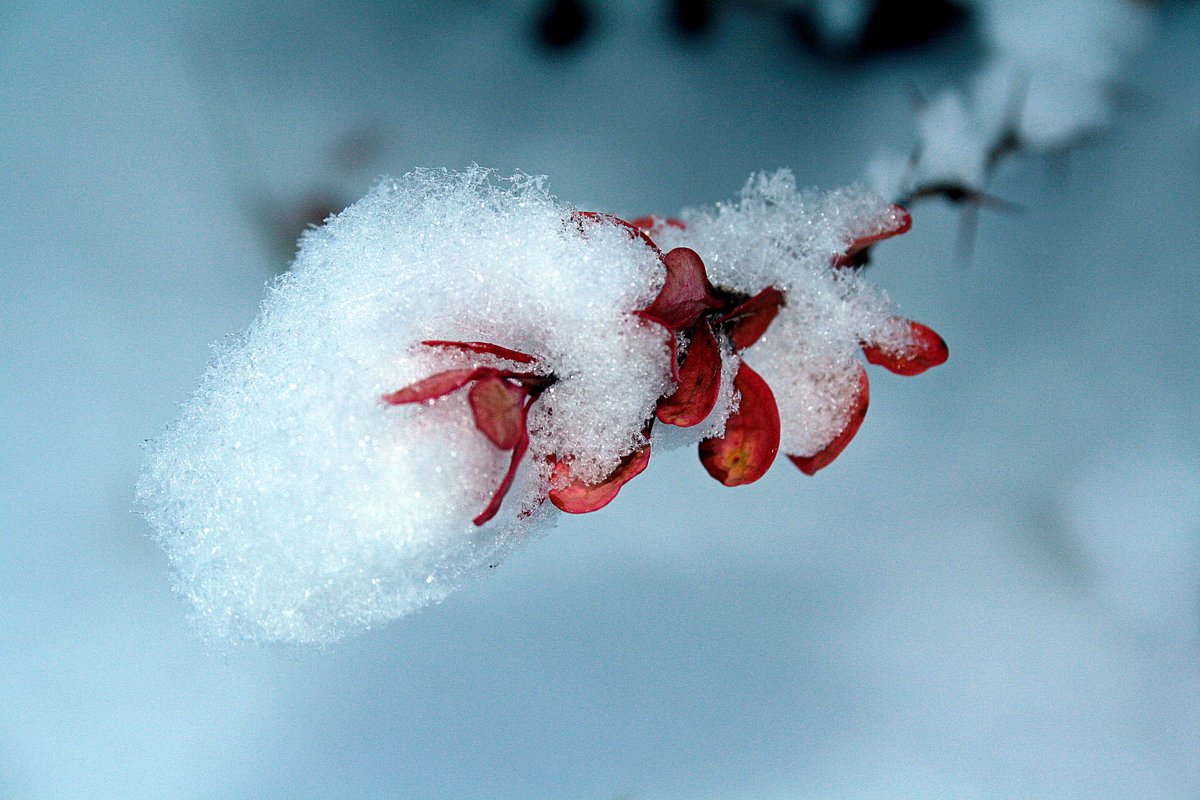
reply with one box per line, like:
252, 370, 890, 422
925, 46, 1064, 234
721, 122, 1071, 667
972, 0, 1147, 150
804, 0, 875, 49
914, 92, 997, 190
872, 0, 1150, 197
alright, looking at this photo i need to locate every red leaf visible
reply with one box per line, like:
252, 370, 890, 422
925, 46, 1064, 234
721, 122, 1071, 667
716, 286, 786, 351
833, 205, 912, 267
381, 367, 501, 405
634, 311, 681, 384
642, 247, 723, 331
472, 402, 531, 526
862, 319, 948, 376
421, 340, 539, 365
629, 216, 686, 231
468, 377, 527, 449
656, 319, 722, 427
547, 441, 653, 514
698, 362, 780, 486
788, 364, 869, 475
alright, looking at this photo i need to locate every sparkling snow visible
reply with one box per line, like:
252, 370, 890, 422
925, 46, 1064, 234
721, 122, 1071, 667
138, 166, 908, 643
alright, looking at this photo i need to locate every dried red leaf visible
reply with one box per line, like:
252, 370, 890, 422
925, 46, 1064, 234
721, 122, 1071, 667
642, 247, 723, 331
788, 364, 870, 476
716, 286, 786, 351
468, 376, 527, 449
420, 340, 539, 365
381, 367, 501, 405
833, 205, 912, 267
629, 216, 686, 231
862, 319, 948, 376
547, 441, 652, 514
656, 320, 722, 427
473, 401, 532, 526
698, 362, 780, 486
573, 211, 662, 254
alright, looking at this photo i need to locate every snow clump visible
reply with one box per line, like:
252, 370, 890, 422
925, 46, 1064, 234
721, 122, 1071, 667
649, 171, 910, 458
138, 167, 906, 644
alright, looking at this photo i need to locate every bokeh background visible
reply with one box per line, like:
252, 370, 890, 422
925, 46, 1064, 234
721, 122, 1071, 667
2, 1, 1198, 797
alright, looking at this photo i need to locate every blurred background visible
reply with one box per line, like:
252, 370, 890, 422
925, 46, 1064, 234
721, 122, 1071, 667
2, 1, 1198, 797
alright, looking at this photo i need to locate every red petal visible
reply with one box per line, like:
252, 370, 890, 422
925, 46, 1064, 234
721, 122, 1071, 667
642, 247, 723, 331
573, 211, 662, 254
420, 340, 539, 365
547, 441, 652, 514
833, 205, 912, 267
698, 362, 780, 486
788, 364, 869, 475
472, 405, 531, 526
656, 320, 722, 427
862, 319, 948, 376
716, 286, 786, 351
381, 367, 501, 405
468, 377, 527, 449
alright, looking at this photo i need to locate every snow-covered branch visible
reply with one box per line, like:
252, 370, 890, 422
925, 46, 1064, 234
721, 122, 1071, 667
138, 167, 946, 644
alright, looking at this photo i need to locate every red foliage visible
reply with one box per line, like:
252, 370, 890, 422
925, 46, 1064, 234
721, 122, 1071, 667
384, 205, 945, 523
382, 345, 548, 525
641, 247, 724, 331
656, 319, 722, 427
468, 376, 527, 449
832, 205, 912, 268
862, 319, 949, 376
548, 440, 652, 514
421, 340, 541, 365
716, 286, 786, 351
698, 363, 780, 486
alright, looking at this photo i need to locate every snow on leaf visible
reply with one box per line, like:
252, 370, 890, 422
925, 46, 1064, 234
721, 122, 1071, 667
788, 364, 870, 475
572, 210, 662, 253
863, 319, 949, 376
833, 205, 912, 267
138, 167, 946, 645
547, 440, 652, 514
634, 311, 681, 384
421, 340, 541, 365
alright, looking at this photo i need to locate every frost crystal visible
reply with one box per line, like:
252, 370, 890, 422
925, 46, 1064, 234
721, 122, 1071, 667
138, 167, 939, 644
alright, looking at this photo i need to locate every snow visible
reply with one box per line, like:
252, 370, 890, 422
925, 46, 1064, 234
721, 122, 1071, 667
2, 0, 1198, 797
873, 0, 1150, 197
650, 171, 909, 456
136, 167, 673, 643
975, 0, 1147, 149
138, 166, 910, 643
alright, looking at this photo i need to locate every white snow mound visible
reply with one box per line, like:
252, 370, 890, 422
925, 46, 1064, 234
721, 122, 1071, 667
138, 167, 906, 644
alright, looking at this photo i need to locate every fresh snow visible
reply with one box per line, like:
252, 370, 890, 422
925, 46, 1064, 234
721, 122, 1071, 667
138, 167, 909, 644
